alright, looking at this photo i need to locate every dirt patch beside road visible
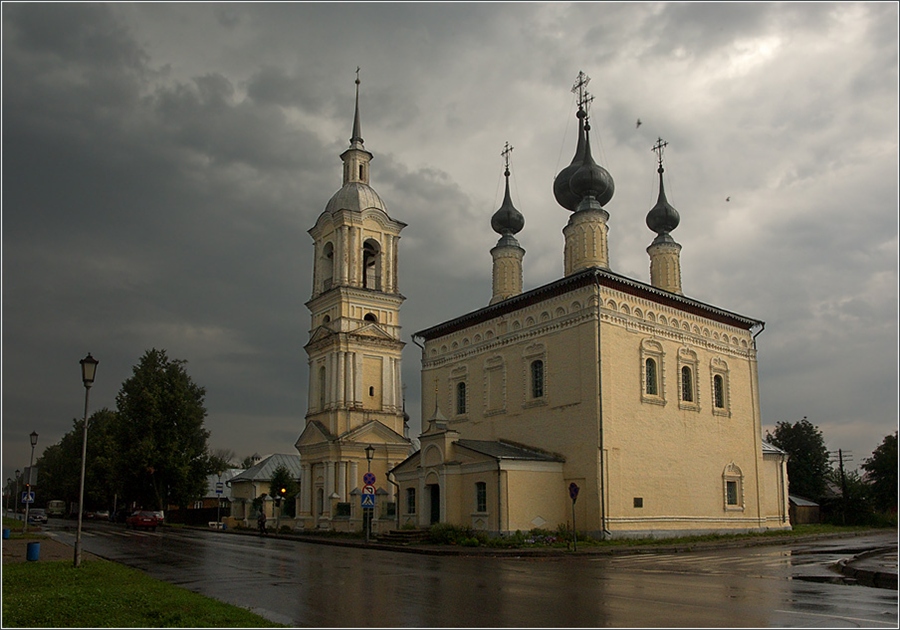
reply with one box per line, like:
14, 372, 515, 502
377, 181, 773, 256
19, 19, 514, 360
2, 536, 100, 564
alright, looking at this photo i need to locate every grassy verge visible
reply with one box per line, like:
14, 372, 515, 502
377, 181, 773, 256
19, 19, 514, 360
2, 559, 283, 628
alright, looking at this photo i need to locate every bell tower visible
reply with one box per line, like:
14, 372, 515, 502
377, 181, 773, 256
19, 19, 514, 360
296, 71, 411, 530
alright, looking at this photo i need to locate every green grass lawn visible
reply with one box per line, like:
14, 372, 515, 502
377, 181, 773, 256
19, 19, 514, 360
2, 559, 283, 628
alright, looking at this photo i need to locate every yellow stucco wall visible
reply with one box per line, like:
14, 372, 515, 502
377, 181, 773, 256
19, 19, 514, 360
415, 278, 789, 538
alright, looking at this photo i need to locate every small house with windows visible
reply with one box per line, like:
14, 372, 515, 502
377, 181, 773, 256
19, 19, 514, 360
391, 78, 790, 539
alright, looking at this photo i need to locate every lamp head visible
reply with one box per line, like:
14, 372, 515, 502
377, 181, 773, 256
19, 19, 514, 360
80, 353, 99, 388
30, 431, 38, 447
365, 444, 375, 462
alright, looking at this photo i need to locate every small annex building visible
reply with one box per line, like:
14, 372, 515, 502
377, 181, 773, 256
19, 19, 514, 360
391, 73, 791, 539
228, 453, 301, 525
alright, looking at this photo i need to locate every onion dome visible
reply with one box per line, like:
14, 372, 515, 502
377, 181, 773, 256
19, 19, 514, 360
491, 167, 525, 237
646, 164, 680, 241
553, 108, 587, 211
568, 121, 615, 210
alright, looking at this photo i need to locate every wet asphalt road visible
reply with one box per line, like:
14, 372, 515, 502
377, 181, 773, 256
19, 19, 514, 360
47, 522, 898, 628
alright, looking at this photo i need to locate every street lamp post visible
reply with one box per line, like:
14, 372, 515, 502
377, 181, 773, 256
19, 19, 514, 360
5, 478, 12, 516
216, 472, 222, 531
23, 432, 38, 533
14, 470, 20, 520
74, 353, 98, 568
365, 444, 374, 544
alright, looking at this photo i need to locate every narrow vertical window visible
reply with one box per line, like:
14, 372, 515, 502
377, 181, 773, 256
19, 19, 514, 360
319, 366, 327, 409
645, 358, 658, 396
726, 480, 738, 506
531, 360, 544, 399
681, 366, 693, 402
406, 487, 416, 514
475, 482, 487, 512
456, 382, 467, 415
714, 374, 724, 409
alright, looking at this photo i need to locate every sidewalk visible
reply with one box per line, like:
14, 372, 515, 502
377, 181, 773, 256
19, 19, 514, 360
838, 547, 898, 590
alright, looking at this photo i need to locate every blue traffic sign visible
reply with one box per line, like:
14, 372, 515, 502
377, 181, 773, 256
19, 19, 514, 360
215, 482, 224, 495
363, 472, 376, 486
21, 491, 35, 504
361, 493, 375, 509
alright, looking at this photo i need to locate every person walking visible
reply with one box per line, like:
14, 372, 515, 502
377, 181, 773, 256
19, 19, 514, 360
257, 509, 267, 536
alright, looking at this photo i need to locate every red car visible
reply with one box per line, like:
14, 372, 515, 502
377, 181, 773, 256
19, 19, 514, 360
126, 510, 158, 531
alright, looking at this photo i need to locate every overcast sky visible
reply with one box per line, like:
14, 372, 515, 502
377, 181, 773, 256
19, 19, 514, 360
3, 3, 897, 484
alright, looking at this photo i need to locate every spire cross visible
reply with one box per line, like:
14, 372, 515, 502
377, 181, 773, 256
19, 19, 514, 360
652, 137, 668, 168
501, 142, 514, 174
355, 66, 360, 86
571, 71, 591, 106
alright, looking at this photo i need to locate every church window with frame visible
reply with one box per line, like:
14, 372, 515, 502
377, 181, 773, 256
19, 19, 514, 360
530, 360, 544, 399
456, 382, 467, 415
678, 348, 700, 411
681, 367, 694, 402
475, 482, 487, 513
710, 357, 731, 417
362, 239, 382, 290
640, 339, 666, 406
406, 487, 416, 515
322, 241, 334, 291
523, 343, 547, 408
722, 463, 744, 511
645, 358, 658, 396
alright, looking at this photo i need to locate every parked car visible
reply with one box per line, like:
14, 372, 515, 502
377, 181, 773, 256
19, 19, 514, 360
148, 510, 164, 525
85, 510, 110, 520
27, 508, 47, 524
126, 510, 158, 531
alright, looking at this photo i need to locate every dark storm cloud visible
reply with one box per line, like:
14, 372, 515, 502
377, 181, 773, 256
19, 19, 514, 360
3, 3, 896, 477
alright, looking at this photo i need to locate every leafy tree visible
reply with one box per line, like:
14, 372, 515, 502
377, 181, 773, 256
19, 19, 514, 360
765, 416, 831, 501
114, 349, 210, 513
207, 448, 237, 475
240, 454, 260, 469
861, 432, 898, 513
269, 464, 299, 518
33, 408, 120, 512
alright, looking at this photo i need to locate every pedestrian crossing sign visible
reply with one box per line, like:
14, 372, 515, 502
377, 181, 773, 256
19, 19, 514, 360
361, 493, 375, 509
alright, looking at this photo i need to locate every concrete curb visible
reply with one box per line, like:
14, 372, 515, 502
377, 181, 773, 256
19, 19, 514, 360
835, 547, 898, 590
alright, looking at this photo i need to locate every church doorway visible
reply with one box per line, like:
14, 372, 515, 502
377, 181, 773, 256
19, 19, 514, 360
428, 484, 440, 524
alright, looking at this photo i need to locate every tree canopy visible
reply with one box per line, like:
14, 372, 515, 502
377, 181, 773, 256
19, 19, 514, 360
269, 464, 299, 518
862, 432, 898, 513
114, 349, 211, 511
765, 417, 831, 501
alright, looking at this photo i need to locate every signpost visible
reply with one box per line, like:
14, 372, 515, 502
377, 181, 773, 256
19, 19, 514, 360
568, 482, 580, 551
215, 479, 224, 530
362, 475, 376, 543
21, 491, 35, 504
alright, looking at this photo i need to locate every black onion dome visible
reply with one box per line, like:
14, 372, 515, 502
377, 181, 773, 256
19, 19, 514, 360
568, 123, 615, 208
553, 108, 587, 211
491, 169, 525, 235
646, 166, 680, 236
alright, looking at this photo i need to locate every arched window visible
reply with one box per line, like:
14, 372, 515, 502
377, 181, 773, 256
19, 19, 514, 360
364, 313, 378, 323
681, 366, 693, 402
363, 239, 381, 289
475, 482, 487, 513
322, 242, 334, 290
714, 374, 725, 408
318, 366, 327, 409
456, 382, 467, 415
645, 358, 658, 396
531, 360, 544, 399
316, 488, 324, 516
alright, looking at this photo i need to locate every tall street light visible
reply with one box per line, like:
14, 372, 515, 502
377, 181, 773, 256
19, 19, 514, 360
74, 352, 98, 568
5, 478, 12, 516
23, 432, 38, 533
14, 469, 20, 520
365, 444, 374, 543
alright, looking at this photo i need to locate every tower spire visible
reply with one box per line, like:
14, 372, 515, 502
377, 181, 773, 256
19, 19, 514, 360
350, 67, 364, 149
646, 137, 683, 294
490, 142, 525, 305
